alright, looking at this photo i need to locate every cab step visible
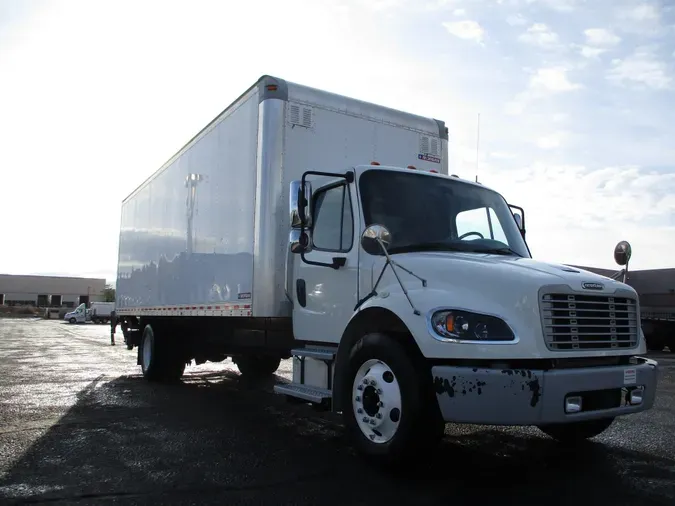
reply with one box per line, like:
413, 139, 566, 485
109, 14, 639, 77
274, 345, 337, 409
273, 383, 332, 404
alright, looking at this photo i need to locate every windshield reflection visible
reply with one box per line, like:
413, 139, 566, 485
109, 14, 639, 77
358, 169, 530, 258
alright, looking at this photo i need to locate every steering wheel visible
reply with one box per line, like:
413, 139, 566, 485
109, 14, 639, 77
458, 231, 484, 240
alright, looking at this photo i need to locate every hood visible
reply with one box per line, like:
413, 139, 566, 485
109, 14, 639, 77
385, 251, 630, 294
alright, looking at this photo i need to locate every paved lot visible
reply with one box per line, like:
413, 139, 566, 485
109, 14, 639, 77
0, 318, 673, 505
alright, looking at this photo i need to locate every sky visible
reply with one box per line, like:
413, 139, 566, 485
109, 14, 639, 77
0, 0, 673, 284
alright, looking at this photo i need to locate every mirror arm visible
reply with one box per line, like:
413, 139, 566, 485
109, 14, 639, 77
299, 251, 345, 270
376, 238, 422, 316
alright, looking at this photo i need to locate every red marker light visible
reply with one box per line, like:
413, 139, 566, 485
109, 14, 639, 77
429, 169, 438, 173
370, 161, 380, 165
407, 165, 417, 170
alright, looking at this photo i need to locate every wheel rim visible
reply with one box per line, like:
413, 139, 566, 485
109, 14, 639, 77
352, 359, 402, 444
142, 333, 153, 370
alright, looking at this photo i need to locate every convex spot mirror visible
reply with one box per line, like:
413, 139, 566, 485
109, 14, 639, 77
290, 180, 313, 229
513, 213, 523, 230
361, 224, 392, 255
614, 240, 632, 266
289, 229, 311, 254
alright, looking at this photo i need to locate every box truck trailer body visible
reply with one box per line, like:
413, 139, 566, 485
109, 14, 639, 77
116, 76, 448, 318
113, 75, 657, 464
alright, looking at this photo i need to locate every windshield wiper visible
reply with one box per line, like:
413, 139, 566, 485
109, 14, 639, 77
471, 246, 523, 257
387, 242, 469, 254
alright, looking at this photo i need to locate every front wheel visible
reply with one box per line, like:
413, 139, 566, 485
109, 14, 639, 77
342, 333, 444, 464
68, 317, 76, 324
538, 417, 614, 443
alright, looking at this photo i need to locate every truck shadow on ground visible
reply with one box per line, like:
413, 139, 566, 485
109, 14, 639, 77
1, 368, 673, 505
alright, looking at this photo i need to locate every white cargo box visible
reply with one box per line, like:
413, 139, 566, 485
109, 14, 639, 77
116, 76, 449, 318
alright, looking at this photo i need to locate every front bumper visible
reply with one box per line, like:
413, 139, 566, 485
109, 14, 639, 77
431, 357, 658, 425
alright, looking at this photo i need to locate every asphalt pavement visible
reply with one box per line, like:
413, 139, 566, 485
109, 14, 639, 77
0, 318, 673, 505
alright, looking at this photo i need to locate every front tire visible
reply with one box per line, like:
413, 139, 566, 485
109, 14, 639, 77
139, 325, 186, 382
538, 417, 614, 443
341, 332, 444, 464
69, 317, 76, 324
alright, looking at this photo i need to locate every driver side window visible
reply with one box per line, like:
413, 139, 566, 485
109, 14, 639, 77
456, 207, 507, 242
311, 184, 354, 252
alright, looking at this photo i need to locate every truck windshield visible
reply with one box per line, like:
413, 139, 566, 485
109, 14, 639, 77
359, 169, 531, 258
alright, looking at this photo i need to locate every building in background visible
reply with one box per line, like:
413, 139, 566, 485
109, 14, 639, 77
0, 274, 106, 308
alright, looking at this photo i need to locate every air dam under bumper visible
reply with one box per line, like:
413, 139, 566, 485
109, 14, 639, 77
431, 357, 658, 425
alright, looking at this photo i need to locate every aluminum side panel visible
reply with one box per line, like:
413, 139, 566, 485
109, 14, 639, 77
282, 103, 443, 181
116, 93, 259, 310
251, 98, 289, 317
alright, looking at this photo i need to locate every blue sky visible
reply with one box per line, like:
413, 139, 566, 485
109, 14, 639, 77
0, 0, 673, 282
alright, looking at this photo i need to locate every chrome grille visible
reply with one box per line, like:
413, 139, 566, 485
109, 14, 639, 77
540, 293, 639, 351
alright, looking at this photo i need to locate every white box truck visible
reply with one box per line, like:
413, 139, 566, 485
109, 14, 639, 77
113, 75, 658, 463
91, 301, 114, 324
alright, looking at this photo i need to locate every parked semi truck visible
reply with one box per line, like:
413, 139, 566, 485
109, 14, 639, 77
113, 75, 658, 462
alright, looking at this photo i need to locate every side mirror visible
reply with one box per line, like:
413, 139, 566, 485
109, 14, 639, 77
508, 204, 526, 239
290, 180, 313, 229
614, 240, 632, 266
361, 224, 392, 256
289, 229, 311, 254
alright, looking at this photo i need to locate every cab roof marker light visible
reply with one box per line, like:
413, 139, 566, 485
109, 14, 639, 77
429, 169, 438, 173
407, 165, 417, 170
370, 161, 380, 165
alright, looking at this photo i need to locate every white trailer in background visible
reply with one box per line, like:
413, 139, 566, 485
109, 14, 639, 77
113, 75, 658, 464
90, 301, 114, 324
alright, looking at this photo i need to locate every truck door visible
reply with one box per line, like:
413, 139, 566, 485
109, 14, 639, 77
292, 179, 360, 344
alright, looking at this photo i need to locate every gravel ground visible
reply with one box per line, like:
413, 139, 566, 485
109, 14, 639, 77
0, 318, 673, 505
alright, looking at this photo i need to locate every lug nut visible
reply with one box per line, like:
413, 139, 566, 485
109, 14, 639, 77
362, 378, 368, 385
363, 417, 369, 423
376, 413, 382, 419
377, 388, 383, 395
378, 401, 384, 407
357, 384, 364, 391
355, 396, 361, 402
357, 408, 363, 414
369, 419, 376, 425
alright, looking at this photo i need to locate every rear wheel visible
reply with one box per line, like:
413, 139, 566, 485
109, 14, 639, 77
538, 417, 614, 443
235, 355, 281, 378
342, 332, 444, 464
139, 325, 186, 382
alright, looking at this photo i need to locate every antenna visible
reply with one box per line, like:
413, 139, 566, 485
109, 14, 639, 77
475, 112, 481, 183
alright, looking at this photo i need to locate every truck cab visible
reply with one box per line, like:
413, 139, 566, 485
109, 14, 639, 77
276, 163, 658, 461
64, 303, 90, 324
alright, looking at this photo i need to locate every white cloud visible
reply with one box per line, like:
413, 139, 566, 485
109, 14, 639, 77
579, 45, 606, 59
506, 13, 527, 26
480, 163, 675, 269
490, 151, 517, 159
584, 28, 620, 47
530, 66, 582, 92
505, 66, 581, 115
530, 0, 580, 12
608, 47, 673, 90
519, 23, 561, 49
453, 8, 466, 16
618, 3, 660, 23
536, 131, 568, 149
443, 20, 485, 43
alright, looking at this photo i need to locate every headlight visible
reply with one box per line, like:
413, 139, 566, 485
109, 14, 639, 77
429, 309, 515, 342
